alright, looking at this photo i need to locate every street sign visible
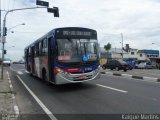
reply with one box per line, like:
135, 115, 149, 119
2, 36, 6, 43
36, 0, 49, 7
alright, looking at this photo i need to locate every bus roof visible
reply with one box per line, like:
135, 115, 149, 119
25, 27, 97, 49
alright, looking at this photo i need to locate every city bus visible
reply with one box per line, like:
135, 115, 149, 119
24, 27, 100, 85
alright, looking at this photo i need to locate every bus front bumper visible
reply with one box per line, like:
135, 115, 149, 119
55, 69, 100, 85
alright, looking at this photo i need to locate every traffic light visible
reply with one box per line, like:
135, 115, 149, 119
36, 0, 49, 7
3, 50, 7, 54
47, 7, 59, 17
53, 7, 59, 17
3, 27, 7, 36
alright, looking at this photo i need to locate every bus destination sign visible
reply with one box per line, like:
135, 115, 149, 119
56, 28, 97, 39
63, 31, 91, 36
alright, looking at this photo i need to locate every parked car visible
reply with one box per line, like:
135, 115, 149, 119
106, 60, 128, 71
102, 63, 110, 69
137, 62, 154, 69
124, 60, 135, 70
127, 64, 134, 70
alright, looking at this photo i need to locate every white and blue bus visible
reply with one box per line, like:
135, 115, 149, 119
25, 27, 100, 85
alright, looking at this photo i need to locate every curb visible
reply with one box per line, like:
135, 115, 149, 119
7, 71, 20, 119
101, 71, 160, 82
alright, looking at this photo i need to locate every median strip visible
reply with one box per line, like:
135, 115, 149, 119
101, 71, 160, 83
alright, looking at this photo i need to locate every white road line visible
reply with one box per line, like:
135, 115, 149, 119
25, 71, 29, 73
17, 75, 57, 120
96, 84, 128, 93
10, 84, 13, 89
14, 105, 19, 115
9, 80, 11, 84
17, 71, 23, 75
143, 77, 158, 82
105, 72, 113, 75
14, 105, 20, 118
7, 71, 9, 75
121, 74, 132, 78
12, 94, 15, 99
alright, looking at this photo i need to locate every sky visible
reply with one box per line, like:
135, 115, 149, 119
1, 0, 160, 61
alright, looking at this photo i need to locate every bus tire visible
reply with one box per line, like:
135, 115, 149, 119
42, 69, 50, 86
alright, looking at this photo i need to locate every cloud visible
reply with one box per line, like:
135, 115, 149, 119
1, 0, 160, 60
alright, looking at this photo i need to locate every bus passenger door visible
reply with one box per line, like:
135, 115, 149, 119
48, 37, 55, 83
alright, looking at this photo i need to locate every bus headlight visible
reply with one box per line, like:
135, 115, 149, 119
54, 67, 63, 75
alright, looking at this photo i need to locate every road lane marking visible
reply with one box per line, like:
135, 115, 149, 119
17, 75, 57, 120
122, 74, 132, 78
12, 94, 15, 99
143, 77, 158, 82
14, 105, 19, 115
96, 84, 128, 93
9, 80, 11, 84
17, 71, 23, 75
25, 71, 29, 73
105, 72, 113, 75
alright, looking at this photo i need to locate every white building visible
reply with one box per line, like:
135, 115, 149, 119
100, 47, 129, 59
137, 50, 159, 61
110, 48, 129, 59
128, 49, 138, 59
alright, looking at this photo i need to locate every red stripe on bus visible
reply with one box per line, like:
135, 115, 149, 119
45, 56, 48, 65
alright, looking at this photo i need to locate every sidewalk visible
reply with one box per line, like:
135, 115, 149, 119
0, 69, 19, 120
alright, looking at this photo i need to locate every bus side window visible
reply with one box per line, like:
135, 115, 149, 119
39, 42, 42, 55
35, 43, 39, 56
42, 38, 48, 55
28, 47, 31, 57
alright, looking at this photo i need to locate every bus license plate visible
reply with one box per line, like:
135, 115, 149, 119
79, 75, 87, 80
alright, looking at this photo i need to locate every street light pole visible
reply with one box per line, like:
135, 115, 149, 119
0, 0, 1, 43
1, 8, 41, 79
1, 12, 7, 79
1, 6, 53, 79
8, 23, 25, 31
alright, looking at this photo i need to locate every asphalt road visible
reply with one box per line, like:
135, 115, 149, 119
7, 64, 160, 120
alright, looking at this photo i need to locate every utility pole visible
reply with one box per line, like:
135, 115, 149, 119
121, 33, 124, 59
0, 0, 2, 79
0, 0, 1, 40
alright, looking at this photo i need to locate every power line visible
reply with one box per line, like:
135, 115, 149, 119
12, 31, 46, 33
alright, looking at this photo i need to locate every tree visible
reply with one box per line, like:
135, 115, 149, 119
104, 43, 111, 52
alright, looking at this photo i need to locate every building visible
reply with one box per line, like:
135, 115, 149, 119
128, 49, 138, 60
110, 48, 128, 59
137, 49, 159, 61
100, 47, 160, 67
100, 47, 128, 61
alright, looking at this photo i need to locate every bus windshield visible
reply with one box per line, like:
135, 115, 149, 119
57, 39, 98, 63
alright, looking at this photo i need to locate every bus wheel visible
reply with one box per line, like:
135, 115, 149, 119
42, 70, 50, 86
